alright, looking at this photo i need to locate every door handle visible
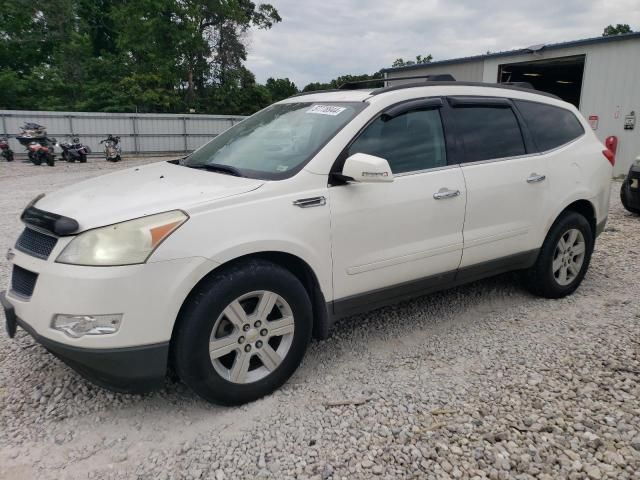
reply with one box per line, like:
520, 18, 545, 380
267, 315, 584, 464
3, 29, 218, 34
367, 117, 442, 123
433, 188, 461, 200
526, 173, 546, 184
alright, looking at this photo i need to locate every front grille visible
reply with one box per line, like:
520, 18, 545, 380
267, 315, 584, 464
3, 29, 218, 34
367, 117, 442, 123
15, 228, 58, 259
11, 265, 38, 298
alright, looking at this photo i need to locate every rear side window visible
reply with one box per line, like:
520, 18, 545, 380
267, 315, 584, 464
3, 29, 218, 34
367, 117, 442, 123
514, 100, 585, 152
348, 109, 446, 174
451, 106, 526, 162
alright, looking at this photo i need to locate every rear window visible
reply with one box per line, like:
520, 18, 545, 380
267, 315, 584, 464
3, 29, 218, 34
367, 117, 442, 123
514, 100, 585, 152
451, 106, 526, 162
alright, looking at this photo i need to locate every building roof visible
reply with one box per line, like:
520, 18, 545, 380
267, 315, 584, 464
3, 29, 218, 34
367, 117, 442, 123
383, 31, 640, 73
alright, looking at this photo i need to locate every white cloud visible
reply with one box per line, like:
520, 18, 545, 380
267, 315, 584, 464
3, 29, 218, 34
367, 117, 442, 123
245, 0, 640, 88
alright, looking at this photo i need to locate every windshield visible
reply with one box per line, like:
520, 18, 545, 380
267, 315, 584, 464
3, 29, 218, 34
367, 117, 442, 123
183, 102, 366, 180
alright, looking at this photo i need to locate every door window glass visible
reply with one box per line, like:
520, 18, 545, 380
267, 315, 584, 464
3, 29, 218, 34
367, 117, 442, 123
451, 106, 525, 162
348, 109, 446, 174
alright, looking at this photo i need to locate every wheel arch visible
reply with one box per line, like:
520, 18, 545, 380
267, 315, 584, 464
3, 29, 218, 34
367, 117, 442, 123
170, 251, 331, 361
545, 198, 597, 241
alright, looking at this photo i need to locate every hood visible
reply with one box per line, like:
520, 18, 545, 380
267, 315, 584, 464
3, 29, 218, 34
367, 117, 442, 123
35, 161, 264, 231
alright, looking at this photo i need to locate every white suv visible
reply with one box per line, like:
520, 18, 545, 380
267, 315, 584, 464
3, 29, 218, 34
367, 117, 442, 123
2, 80, 613, 405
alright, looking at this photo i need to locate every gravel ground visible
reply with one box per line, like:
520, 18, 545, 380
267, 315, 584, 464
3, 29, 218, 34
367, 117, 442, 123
0, 157, 639, 480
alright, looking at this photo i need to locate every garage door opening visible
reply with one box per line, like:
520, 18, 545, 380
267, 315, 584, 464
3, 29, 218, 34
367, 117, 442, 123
498, 55, 585, 107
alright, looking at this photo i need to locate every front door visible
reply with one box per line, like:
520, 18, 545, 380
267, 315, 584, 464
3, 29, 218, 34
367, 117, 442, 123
329, 106, 467, 315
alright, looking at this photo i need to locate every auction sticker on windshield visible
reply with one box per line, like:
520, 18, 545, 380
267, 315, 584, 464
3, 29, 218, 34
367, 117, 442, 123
307, 105, 347, 116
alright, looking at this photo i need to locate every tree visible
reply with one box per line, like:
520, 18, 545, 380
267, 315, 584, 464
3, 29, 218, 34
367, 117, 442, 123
302, 71, 384, 92
0, 0, 282, 114
391, 54, 433, 68
265, 78, 298, 102
602, 24, 633, 36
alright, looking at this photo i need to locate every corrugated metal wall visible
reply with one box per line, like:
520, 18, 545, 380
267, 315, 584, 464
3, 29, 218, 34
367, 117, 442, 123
385, 61, 485, 84
0, 110, 246, 157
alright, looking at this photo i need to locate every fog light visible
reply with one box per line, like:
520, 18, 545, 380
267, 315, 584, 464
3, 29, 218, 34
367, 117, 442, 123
52, 314, 122, 338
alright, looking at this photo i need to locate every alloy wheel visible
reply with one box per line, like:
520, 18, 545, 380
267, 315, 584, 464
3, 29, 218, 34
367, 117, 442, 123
552, 228, 586, 286
209, 291, 295, 384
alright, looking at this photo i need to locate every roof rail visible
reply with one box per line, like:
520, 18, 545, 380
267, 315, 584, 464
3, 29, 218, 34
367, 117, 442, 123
499, 81, 535, 90
338, 73, 456, 90
371, 81, 560, 100
290, 88, 344, 98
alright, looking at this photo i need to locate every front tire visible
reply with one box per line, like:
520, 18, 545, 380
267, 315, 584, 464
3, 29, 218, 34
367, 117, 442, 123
523, 211, 593, 299
174, 260, 312, 405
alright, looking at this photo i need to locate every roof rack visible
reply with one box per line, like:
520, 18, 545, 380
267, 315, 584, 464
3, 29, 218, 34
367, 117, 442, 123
499, 81, 535, 89
289, 77, 558, 101
338, 73, 456, 90
290, 88, 345, 98
371, 80, 559, 100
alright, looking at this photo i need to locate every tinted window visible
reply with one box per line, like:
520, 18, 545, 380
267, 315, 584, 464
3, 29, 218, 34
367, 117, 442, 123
514, 100, 585, 151
348, 109, 446, 174
451, 106, 525, 162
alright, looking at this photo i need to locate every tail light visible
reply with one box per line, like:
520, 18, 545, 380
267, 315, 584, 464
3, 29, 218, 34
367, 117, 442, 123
603, 149, 615, 167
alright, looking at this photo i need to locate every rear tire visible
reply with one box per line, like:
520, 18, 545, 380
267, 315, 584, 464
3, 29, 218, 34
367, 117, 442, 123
620, 182, 640, 214
522, 211, 593, 299
80, 154, 87, 163
174, 260, 312, 405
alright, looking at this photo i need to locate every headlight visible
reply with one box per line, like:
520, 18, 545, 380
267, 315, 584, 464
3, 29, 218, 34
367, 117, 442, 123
56, 210, 188, 266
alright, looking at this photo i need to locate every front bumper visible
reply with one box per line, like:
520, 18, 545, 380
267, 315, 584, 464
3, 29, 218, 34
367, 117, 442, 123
3, 245, 218, 393
2, 291, 167, 393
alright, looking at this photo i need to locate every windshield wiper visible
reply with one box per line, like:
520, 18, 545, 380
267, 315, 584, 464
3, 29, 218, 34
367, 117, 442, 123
186, 163, 243, 177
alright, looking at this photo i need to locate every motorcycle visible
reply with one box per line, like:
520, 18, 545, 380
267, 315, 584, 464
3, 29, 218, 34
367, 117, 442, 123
16, 123, 56, 166
58, 135, 90, 163
26, 140, 57, 166
0, 137, 14, 162
100, 134, 121, 162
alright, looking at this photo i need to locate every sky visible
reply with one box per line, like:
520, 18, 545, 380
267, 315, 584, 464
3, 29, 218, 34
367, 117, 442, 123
245, 0, 640, 88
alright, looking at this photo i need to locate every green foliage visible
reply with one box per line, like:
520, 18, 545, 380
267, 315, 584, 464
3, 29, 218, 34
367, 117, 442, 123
302, 72, 384, 92
0, 0, 284, 114
602, 24, 633, 36
391, 54, 433, 68
265, 77, 298, 102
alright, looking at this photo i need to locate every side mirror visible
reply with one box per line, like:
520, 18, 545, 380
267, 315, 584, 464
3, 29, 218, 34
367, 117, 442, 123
342, 153, 394, 183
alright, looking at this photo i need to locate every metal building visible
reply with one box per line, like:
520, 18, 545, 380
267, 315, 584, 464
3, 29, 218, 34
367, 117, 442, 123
384, 32, 640, 175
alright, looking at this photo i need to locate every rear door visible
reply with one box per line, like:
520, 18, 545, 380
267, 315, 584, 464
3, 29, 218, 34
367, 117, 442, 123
329, 102, 466, 314
447, 97, 550, 270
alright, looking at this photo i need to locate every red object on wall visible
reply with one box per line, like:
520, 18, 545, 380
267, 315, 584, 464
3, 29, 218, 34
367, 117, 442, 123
605, 135, 618, 155
603, 135, 618, 167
